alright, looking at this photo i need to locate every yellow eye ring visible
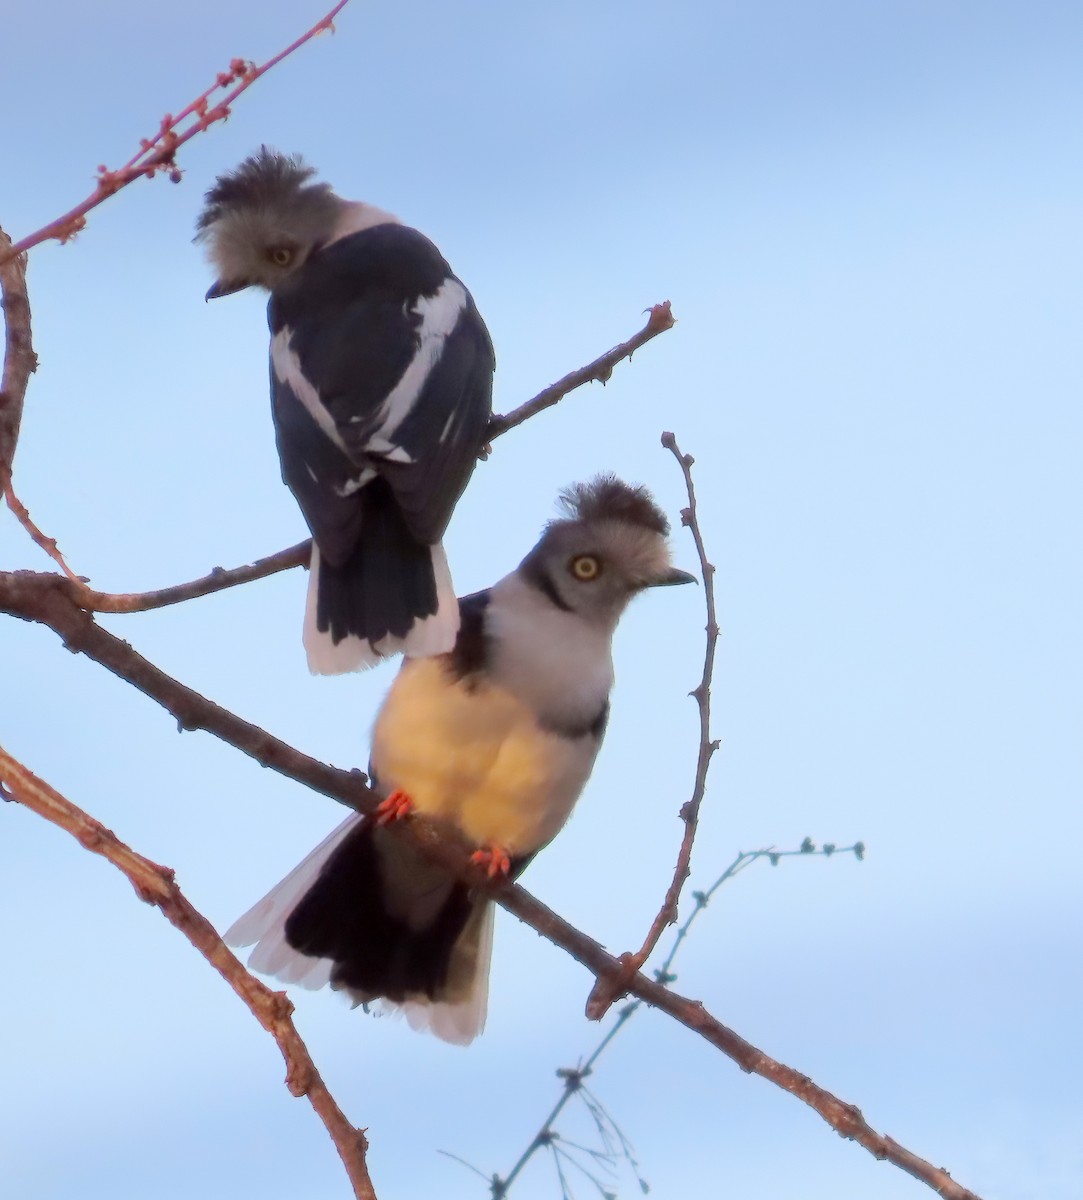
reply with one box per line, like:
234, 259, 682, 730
269, 247, 292, 267
570, 554, 601, 581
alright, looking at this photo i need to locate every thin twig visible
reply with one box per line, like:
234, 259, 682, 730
0, 2, 353, 264
486, 302, 675, 439
494, 843, 865, 1198
0, 242, 81, 579
0, 744, 377, 1200
4, 482, 81, 580
587, 430, 720, 1020
68, 540, 311, 613
0, 228, 36, 492
0, 568, 983, 1200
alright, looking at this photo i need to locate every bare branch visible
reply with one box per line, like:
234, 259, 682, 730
69, 540, 311, 613
0, 568, 984, 1200
0, 228, 36, 491
4, 481, 82, 579
587, 430, 720, 1020
0, 743, 377, 1200
0, 570, 373, 807
0, 1, 353, 264
486, 302, 675, 439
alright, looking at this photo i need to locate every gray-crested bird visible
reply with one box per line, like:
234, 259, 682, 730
196, 148, 495, 672
226, 477, 696, 1044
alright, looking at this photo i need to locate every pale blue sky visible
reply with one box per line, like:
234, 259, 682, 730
2, 2, 1081, 1198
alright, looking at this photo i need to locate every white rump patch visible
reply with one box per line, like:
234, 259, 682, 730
302, 541, 460, 674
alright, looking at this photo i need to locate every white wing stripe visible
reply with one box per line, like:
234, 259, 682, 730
374, 278, 467, 443
271, 327, 352, 456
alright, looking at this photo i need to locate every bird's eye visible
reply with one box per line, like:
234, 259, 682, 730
268, 247, 293, 267
570, 554, 601, 581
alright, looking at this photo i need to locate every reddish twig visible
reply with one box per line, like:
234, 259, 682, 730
486, 302, 676, 439
586, 430, 719, 1020
0, 568, 984, 1200
0, 744, 377, 1200
0, 1, 353, 264
0, 227, 36, 491
4, 482, 81, 581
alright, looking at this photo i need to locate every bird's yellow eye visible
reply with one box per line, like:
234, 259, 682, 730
570, 554, 601, 581
269, 247, 293, 267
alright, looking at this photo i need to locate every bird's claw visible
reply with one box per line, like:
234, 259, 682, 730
470, 844, 512, 880
374, 789, 414, 826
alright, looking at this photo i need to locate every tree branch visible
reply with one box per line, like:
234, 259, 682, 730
0, 1, 354, 265
0, 228, 35, 492
68, 540, 311, 613
0, 743, 377, 1200
0, 567, 984, 1200
586, 430, 719, 1019
486, 302, 675, 439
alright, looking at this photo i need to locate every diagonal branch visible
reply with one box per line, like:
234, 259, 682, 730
486, 302, 675, 439
67, 540, 311, 613
0, 743, 377, 1200
0, 567, 984, 1200
0, 1, 353, 264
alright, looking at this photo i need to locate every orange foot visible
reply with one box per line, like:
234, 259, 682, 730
470, 844, 512, 880
374, 789, 414, 826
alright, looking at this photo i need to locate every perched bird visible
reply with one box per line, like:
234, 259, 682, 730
196, 148, 495, 672
226, 477, 695, 1044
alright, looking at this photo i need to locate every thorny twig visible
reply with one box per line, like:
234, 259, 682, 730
487, 302, 675, 440
491, 842, 865, 1199
0, 2, 353, 265
0, 744, 377, 1200
0, 569, 984, 1200
587, 430, 719, 1021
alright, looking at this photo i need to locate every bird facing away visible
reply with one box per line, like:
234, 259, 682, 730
196, 148, 495, 672
226, 477, 696, 1044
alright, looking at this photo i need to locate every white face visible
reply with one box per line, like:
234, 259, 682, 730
534, 519, 681, 627
202, 207, 315, 294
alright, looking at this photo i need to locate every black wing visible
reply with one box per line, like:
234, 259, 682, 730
269, 224, 494, 552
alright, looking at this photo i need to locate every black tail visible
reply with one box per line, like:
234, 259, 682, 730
303, 481, 458, 672
284, 819, 478, 1004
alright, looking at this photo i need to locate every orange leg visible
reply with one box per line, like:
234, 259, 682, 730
374, 789, 414, 826
470, 844, 512, 880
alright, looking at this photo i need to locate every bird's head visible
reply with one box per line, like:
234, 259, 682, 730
195, 147, 342, 299
519, 475, 696, 628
